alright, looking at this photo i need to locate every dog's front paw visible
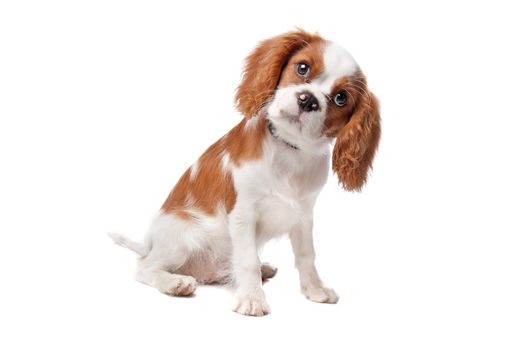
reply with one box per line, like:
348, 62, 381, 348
303, 286, 339, 304
233, 295, 270, 316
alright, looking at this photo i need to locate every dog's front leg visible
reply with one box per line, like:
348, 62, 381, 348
290, 215, 339, 304
229, 209, 270, 316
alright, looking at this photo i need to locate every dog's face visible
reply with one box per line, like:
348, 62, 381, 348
236, 30, 381, 191
267, 41, 360, 146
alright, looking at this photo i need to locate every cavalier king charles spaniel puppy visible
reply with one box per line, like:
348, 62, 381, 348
110, 30, 381, 316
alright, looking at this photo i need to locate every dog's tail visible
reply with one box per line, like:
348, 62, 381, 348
108, 232, 150, 257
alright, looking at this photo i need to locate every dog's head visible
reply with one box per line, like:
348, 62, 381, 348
235, 30, 381, 191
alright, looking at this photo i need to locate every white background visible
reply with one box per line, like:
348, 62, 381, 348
1, 0, 524, 349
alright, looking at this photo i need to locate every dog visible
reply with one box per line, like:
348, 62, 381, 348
110, 30, 381, 316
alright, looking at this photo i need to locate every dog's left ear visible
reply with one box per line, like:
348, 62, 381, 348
235, 30, 322, 118
332, 88, 381, 191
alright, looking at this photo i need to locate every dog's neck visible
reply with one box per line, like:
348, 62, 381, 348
267, 120, 300, 150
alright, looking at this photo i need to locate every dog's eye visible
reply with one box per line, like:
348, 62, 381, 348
333, 92, 347, 107
296, 63, 310, 77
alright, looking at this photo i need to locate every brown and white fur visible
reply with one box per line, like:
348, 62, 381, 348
110, 30, 381, 316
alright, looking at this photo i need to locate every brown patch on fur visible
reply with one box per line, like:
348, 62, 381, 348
323, 73, 365, 137
235, 29, 325, 118
331, 72, 381, 191
161, 117, 268, 216
226, 117, 268, 166
277, 41, 326, 88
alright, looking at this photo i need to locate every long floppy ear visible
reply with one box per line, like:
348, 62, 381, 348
332, 89, 381, 191
235, 30, 322, 118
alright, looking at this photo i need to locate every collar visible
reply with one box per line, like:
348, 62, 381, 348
267, 121, 300, 150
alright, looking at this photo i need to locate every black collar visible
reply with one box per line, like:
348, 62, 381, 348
267, 121, 300, 150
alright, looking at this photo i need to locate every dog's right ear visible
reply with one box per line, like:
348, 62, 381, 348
332, 89, 381, 192
235, 30, 323, 118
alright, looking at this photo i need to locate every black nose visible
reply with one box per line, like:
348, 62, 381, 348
297, 91, 319, 112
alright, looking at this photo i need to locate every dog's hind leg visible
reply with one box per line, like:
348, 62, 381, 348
131, 212, 202, 296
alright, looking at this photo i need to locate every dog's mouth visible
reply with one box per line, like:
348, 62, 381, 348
280, 110, 310, 128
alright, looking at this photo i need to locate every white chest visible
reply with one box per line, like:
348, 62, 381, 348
250, 148, 330, 243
